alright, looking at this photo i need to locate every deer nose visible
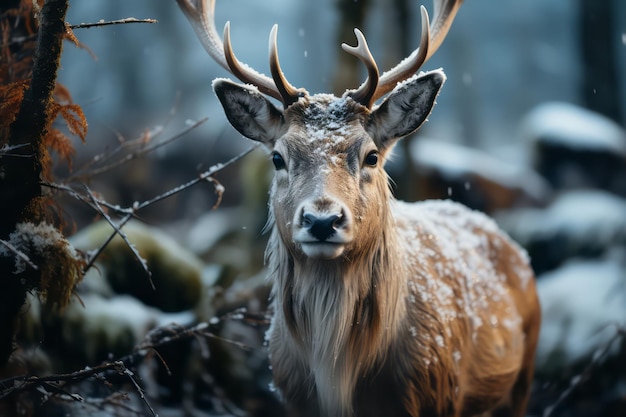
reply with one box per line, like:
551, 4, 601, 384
302, 212, 343, 242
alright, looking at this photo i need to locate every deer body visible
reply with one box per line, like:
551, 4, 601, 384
176, 1, 540, 415
267, 194, 539, 417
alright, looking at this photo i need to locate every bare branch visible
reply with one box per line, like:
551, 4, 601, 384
127, 144, 258, 212
83, 186, 154, 289
71, 117, 208, 181
51, 142, 256, 220
69, 18, 158, 30
0, 239, 39, 271
43, 116, 258, 278
0, 316, 265, 401
122, 368, 157, 417
0, 144, 33, 158
0, 18, 158, 49
543, 324, 626, 417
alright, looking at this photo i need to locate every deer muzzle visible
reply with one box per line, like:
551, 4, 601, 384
292, 199, 353, 259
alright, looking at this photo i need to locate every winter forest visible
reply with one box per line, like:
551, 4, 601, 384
1, 0, 625, 416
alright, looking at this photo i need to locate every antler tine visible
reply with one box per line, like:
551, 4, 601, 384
342, 29, 380, 108
177, 0, 295, 105
428, 0, 463, 60
269, 25, 307, 107
371, 0, 462, 103
223, 23, 283, 102
176, 0, 229, 72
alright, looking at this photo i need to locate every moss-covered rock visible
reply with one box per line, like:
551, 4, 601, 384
71, 220, 203, 312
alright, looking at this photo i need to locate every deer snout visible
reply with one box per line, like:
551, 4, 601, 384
302, 212, 344, 241
293, 200, 353, 259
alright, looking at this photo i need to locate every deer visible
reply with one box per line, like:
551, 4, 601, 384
176, 1, 541, 416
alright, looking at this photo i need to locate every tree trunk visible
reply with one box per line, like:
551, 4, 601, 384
0, 0, 68, 366
579, 0, 622, 124
332, 0, 371, 95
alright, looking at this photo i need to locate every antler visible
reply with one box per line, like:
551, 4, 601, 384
176, 0, 305, 106
343, 0, 463, 108
268, 25, 305, 107
341, 29, 380, 108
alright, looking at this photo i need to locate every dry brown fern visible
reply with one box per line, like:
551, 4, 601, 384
1, 0, 88, 173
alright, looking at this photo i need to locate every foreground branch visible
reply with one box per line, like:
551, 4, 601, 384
44, 143, 258, 277
543, 325, 626, 417
69, 17, 158, 30
1, 18, 158, 49
0, 310, 268, 414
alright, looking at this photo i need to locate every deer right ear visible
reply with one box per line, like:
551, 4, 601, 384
367, 70, 445, 149
213, 78, 285, 144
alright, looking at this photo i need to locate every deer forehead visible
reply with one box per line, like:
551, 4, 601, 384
278, 95, 374, 167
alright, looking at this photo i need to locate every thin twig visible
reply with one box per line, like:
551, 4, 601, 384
83, 186, 154, 289
0, 316, 261, 400
0, 239, 39, 271
0, 143, 32, 157
122, 368, 157, 417
69, 18, 158, 30
44, 137, 258, 276
71, 125, 165, 180
80, 393, 143, 415
130, 145, 258, 212
543, 324, 625, 417
53, 144, 256, 219
0, 361, 127, 397
70, 118, 207, 181
0, 15, 156, 49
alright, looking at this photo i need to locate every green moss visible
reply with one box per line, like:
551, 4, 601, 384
71, 220, 203, 312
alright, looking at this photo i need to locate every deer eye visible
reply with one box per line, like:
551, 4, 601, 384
364, 151, 379, 167
272, 152, 286, 170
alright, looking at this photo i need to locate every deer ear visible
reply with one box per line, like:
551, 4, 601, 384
367, 70, 445, 149
213, 78, 285, 144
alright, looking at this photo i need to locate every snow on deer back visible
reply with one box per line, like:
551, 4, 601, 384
176, 0, 541, 416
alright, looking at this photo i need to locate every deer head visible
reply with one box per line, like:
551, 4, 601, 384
176, 0, 462, 261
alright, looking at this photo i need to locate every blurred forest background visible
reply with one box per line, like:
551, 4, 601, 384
1, 0, 625, 416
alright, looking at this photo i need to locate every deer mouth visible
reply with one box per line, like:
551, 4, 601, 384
294, 226, 352, 259
294, 222, 352, 259
299, 241, 346, 260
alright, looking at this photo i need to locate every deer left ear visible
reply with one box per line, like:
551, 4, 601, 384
367, 70, 445, 149
213, 78, 286, 145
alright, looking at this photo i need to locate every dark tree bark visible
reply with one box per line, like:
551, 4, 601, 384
332, 0, 371, 95
579, 0, 623, 124
0, 0, 69, 366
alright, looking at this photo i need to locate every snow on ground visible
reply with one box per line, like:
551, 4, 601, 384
535, 255, 626, 367
496, 189, 626, 249
61, 293, 195, 363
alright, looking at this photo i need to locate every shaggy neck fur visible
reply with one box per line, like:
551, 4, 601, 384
266, 200, 408, 417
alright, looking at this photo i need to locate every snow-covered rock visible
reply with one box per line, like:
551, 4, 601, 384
45, 293, 195, 365
496, 190, 626, 274
408, 138, 550, 213
520, 102, 626, 195
535, 256, 626, 374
